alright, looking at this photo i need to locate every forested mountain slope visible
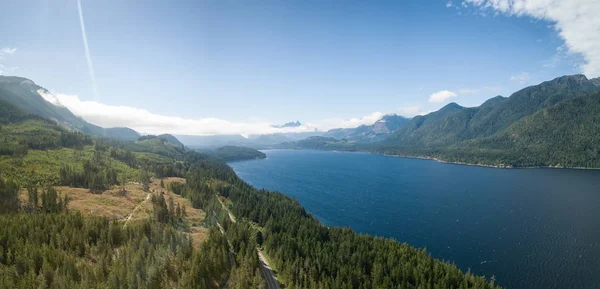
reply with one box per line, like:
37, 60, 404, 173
324, 114, 410, 143
0, 78, 499, 288
386, 75, 600, 148
369, 75, 600, 168
284, 75, 600, 168
0, 76, 139, 141
451, 91, 600, 167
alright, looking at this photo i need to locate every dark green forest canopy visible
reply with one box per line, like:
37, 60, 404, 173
211, 145, 267, 162
0, 99, 499, 288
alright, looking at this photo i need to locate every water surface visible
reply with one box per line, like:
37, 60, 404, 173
230, 150, 600, 289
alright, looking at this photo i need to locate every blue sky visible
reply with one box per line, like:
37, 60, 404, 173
0, 0, 597, 135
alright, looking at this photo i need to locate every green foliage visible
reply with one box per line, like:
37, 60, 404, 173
178, 161, 500, 289
59, 159, 119, 191
0, 177, 19, 214
292, 75, 600, 169
140, 168, 151, 192
40, 186, 69, 213
376, 90, 600, 168
0, 212, 235, 289
290, 136, 357, 150
386, 75, 599, 148
151, 193, 172, 224
135, 137, 187, 159
0, 76, 139, 142
212, 145, 267, 162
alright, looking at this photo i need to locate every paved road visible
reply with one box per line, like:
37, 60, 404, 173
258, 249, 281, 289
216, 194, 279, 289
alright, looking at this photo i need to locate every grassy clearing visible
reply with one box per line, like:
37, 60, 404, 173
1, 146, 139, 186
151, 177, 208, 247
18, 177, 209, 246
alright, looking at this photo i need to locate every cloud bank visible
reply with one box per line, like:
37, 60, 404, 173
40, 91, 387, 136
0, 47, 17, 55
465, 0, 600, 77
509, 71, 531, 83
0, 47, 18, 75
428, 90, 457, 103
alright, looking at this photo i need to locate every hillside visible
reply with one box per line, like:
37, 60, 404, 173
386, 75, 600, 148
158, 133, 185, 147
0, 76, 140, 141
368, 75, 600, 168
0, 77, 499, 289
454, 91, 600, 167
211, 145, 267, 162
324, 114, 410, 143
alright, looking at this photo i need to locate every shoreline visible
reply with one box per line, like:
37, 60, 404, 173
259, 148, 600, 171
377, 152, 600, 171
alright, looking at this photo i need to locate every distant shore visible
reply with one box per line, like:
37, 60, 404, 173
260, 148, 600, 171
379, 152, 600, 171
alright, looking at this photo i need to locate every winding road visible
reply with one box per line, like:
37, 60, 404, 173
216, 193, 281, 289
258, 250, 281, 289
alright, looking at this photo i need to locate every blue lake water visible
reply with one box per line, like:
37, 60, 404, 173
229, 149, 600, 289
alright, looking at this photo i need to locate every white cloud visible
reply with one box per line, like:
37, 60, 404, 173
465, 0, 600, 77
0, 64, 18, 75
428, 90, 457, 103
397, 106, 431, 117
509, 71, 531, 83
0, 47, 18, 74
304, 112, 385, 131
458, 88, 480, 95
0, 47, 17, 55
446, 1, 454, 7
39, 90, 386, 135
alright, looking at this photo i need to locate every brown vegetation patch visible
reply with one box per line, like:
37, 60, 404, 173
150, 178, 208, 246
18, 177, 208, 245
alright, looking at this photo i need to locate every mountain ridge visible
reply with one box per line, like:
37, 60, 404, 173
0, 75, 140, 142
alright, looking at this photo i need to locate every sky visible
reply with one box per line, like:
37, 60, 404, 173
0, 0, 598, 136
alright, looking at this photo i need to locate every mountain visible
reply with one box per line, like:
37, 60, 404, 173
157, 133, 184, 147
386, 74, 600, 148
277, 136, 357, 150
592, 77, 600, 87
272, 120, 302, 128
177, 131, 324, 149
0, 93, 498, 289
455, 90, 600, 167
211, 145, 267, 162
324, 114, 411, 143
175, 134, 250, 149
375, 74, 600, 168
0, 76, 139, 141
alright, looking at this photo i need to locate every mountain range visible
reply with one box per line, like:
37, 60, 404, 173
287, 74, 600, 168
3, 74, 600, 168
0, 75, 416, 149
324, 114, 410, 142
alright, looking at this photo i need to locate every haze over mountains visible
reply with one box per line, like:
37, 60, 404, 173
287, 74, 600, 168
0, 75, 413, 148
2, 74, 600, 169
0, 76, 140, 142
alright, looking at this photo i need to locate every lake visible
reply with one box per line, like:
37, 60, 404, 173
229, 149, 600, 289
